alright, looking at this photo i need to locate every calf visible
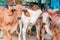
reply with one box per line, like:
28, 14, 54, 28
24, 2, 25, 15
41, 9, 60, 40
16, 4, 42, 40
41, 11, 52, 40
48, 10, 60, 40
2, 8, 19, 40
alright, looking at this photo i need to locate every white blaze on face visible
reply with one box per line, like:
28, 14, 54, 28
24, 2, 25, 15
42, 12, 49, 23
42, 12, 52, 36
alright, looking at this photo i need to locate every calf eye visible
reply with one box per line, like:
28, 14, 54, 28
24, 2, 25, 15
11, 9, 16, 13
11, 9, 16, 15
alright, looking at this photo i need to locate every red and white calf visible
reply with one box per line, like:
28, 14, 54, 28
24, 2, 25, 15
41, 9, 60, 40
48, 10, 60, 40
41, 11, 52, 40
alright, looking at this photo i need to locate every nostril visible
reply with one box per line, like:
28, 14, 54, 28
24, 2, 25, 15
17, 16, 21, 20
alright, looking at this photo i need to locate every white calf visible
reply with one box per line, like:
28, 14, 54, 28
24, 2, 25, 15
18, 9, 42, 40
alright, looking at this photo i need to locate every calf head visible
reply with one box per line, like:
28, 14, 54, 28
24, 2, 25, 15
12, 9, 22, 20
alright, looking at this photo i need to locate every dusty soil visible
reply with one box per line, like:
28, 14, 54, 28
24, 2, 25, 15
12, 32, 51, 40
0, 31, 51, 40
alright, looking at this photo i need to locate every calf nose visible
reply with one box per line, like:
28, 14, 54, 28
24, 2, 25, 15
17, 16, 21, 20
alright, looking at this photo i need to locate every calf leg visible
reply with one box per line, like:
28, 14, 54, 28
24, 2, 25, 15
10, 33, 12, 40
18, 20, 22, 40
4, 30, 10, 40
41, 26, 45, 40
36, 19, 42, 40
52, 31, 57, 40
36, 26, 41, 40
22, 24, 28, 40
8, 30, 12, 40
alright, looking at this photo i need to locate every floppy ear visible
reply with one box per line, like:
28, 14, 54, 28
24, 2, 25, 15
24, 10, 30, 17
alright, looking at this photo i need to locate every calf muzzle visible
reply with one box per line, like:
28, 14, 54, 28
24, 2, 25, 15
17, 16, 21, 20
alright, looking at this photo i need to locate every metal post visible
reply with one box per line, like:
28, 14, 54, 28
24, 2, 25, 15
4, 0, 6, 8
59, 0, 60, 10
46, 0, 48, 10
38, 0, 41, 9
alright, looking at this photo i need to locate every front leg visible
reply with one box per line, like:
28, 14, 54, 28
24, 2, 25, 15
3, 29, 10, 40
36, 19, 42, 40
8, 30, 12, 40
22, 24, 28, 40
41, 26, 45, 40
36, 26, 41, 40
10, 33, 12, 40
52, 31, 57, 40
18, 20, 22, 40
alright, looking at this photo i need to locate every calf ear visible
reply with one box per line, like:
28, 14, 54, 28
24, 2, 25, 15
25, 10, 30, 17
56, 10, 60, 14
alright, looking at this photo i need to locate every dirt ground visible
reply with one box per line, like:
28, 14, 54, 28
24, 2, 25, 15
12, 32, 37, 40
0, 31, 51, 40
0, 27, 51, 40
12, 32, 51, 40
